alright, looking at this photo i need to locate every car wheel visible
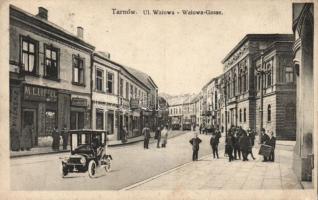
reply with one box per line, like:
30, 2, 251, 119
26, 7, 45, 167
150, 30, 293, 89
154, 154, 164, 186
105, 158, 111, 172
60, 164, 68, 178
88, 160, 96, 178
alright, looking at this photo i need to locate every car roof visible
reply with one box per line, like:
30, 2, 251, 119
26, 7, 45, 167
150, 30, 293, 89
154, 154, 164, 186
68, 129, 107, 134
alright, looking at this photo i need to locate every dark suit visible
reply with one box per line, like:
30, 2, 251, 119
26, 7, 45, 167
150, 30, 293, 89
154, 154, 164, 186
225, 136, 234, 162
261, 134, 270, 161
269, 136, 276, 161
190, 137, 202, 161
210, 132, 221, 158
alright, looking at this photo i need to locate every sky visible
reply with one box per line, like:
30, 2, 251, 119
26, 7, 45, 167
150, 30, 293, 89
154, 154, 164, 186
8, 0, 293, 95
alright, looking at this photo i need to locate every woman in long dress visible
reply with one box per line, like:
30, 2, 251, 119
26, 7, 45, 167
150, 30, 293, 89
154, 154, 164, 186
161, 125, 169, 148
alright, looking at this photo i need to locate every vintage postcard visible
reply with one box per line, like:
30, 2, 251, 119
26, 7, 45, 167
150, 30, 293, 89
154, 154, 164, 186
0, 0, 317, 199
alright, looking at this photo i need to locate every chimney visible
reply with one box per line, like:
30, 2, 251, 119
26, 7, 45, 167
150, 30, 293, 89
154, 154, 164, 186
77, 26, 84, 39
36, 7, 48, 20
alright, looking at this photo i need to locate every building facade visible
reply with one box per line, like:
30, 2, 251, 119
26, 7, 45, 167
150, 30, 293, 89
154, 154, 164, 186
9, 5, 95, 148
292, 3, 314, 184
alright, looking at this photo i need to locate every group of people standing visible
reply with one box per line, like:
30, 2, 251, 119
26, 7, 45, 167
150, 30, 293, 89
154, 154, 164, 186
143, 124, 169, 149
51, 125, 69, 151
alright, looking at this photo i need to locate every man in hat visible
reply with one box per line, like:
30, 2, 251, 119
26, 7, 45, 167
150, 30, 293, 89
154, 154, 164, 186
189, 133, 202, 161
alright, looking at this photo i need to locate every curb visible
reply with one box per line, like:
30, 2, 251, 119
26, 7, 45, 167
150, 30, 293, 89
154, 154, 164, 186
10, 131, 186, 158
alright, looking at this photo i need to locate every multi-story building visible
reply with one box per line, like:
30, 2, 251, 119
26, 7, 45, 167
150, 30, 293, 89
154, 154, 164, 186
91, 51, 120, 141
9, 5, 95, 148
292, 3, 314, 184
220, 34, 296, 140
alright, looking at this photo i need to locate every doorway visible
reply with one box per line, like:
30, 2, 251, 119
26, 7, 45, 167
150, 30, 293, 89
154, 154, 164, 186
22, 109, 37, 146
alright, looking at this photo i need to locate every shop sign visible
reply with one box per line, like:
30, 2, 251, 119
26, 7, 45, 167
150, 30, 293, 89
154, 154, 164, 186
24, 85, 57, 102
130, 98, 140, 109
71, 98, 88, 107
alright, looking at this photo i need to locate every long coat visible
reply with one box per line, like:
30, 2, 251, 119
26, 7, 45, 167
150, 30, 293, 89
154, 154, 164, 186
239, 135, 251, 152
269, 136, 276, 149
21, 125, 32, 149
161, 129, 168, 145
189, 137, 202, 151
142, 127, 151, 140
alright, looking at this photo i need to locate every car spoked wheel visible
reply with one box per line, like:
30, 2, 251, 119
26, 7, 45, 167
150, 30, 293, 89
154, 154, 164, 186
60, 164, 68, 178
88, 160, 96, 178
105, 158, 111, 172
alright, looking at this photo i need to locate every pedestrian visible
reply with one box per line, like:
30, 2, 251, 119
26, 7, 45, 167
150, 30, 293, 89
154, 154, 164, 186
233, 128, 241, 160
161, 125, 169, 148
142, 124, 151, 149
61, 124, 68, 150
199, 124, 202, 134
155, 125, 162, 148
52, 126, 60, 151
189, 133, 202, 161
269, 131, 276, 162
225, 132, 234, 162
10, 125, 20, 151
122, 125, 128, 143
210, 129, 221, 159
239, 131, 250, 161
20, 123, 33, 151
260, 128, 270, 162
247, 128, 256, 160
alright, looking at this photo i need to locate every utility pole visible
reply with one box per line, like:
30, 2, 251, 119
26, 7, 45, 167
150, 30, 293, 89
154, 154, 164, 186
223, 77, 228, 137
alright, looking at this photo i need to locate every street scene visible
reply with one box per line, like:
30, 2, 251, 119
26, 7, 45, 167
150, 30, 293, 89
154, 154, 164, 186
7, 0, 315, 195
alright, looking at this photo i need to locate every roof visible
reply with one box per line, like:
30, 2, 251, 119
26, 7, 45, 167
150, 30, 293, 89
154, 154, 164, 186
124, 66, 158, 90
10, 5, 95, 51
222, 34, 294, 64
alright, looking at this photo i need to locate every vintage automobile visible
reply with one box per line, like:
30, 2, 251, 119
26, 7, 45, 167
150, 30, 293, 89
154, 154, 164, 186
60, 129, 112, 178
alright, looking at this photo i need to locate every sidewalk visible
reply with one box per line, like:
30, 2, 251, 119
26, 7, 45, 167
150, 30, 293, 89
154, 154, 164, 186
127, 141, 303, 190
10, 130, 185, 158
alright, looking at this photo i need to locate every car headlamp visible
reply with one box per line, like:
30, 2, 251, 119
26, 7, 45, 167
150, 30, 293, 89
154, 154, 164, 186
80, 157, 86, 164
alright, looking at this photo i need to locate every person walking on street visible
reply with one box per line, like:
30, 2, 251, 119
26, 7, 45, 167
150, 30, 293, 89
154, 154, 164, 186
142, 125, 151, 149
189, 133, 202, 161
52, 126, 60, 151
260, 128, 270, 162
233, 128, 241, 160
61, 124, 68, 150
161, 125, 168, 148
199, 124, 202, 134
155, 126, 162, 148
269, 131, 276, 162
239, 131, 250, 161
210, 129, 221, 159
225, 132, 234, 162
21, 123, 33, 151
247, 128, 256, 160
122, 125, 128, 143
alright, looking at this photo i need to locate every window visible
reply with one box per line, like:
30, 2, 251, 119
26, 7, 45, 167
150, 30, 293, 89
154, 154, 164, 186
106, 72, 114, 94
45, 110, 56, 136
126, 82, 129, 99
138, 90, 141, 98
119, 78, 123, 96
130, 85, 133, 99
96, 69, 103, 91
286, 66, 294, 83
70, 111, 84, 130
21, 37, 37, 74
243, 108, 246, 122
107, 111, 114, 134
266, 63, 272, 87
134, 87, 137, 98
44, 45, 59, 79
96, 109, 104, 130
267, 105, 271, 122
73, 55, 85, 85
239, 109, 242, 122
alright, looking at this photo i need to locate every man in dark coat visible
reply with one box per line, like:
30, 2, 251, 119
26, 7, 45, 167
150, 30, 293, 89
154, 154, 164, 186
269, 131, 276, 162
155, 126, 162, 148
239, 131, 250, 161
61, 124, 68, 150
52, 126, 60, 151
225, 133, 234, 162
210, 129, 221, 159
247, 128, 256, 160
189, 133, 202, 161
233, 129, 241, 160
142, 125, 151, 149
260, 129, 270, 162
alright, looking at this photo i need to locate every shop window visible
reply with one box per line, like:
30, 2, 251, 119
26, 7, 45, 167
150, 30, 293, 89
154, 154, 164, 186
106, 72, 114, 94
243, 108, 246, 122
70, 111, 84, 130
72, 55, 85, 85
44, 45, 59, 79
286, 66, 294, 83
96, 110, 104, 130
267, 105, 271, 122
96, 69, 104, 91
21, 37, 37, 74
45, 110, 56, 136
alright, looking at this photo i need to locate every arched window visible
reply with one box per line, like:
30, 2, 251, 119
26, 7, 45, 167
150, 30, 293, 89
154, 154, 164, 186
239, 109, 242, 122
243, 108, 246, 122
267, 105, 271, 122
266, 63, 272, 87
